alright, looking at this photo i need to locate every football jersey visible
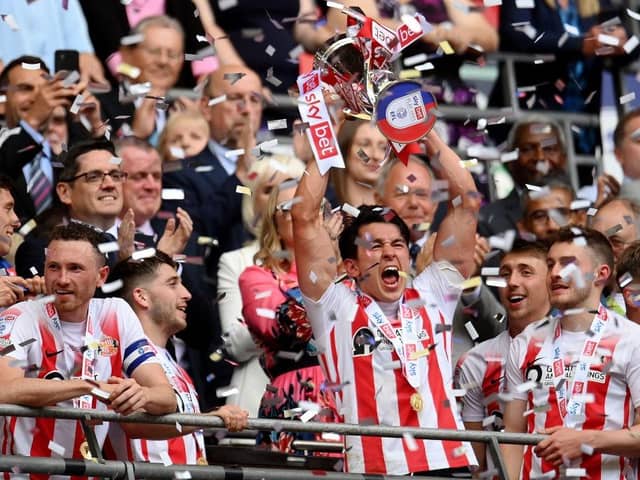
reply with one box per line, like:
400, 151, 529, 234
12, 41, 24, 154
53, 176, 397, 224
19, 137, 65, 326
303, 261, 476, 475
0, 297, 159, 480
506, 310, 640, 480
113, 345, 206, 465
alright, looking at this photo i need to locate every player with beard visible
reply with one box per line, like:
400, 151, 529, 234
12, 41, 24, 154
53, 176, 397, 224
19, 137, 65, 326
455, 239, 550, 472
292, 129, 480, 476
502, 227, 640, 480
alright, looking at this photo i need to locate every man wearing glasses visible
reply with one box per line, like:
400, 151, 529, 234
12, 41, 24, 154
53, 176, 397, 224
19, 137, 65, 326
15, 139, 128, 277
518, 179, 582, 242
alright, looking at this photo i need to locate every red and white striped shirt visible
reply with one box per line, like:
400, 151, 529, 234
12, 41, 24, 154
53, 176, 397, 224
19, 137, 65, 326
303, 261, 476, 475
506, 311, 640, 480
108, 344, 206, 466
0, 298, 159, 480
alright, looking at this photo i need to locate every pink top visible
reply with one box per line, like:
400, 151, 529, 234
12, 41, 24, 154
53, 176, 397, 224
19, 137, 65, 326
239, 264, 298, 344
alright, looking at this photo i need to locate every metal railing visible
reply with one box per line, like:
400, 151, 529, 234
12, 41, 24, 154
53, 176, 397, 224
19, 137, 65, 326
0, 404, 545, 480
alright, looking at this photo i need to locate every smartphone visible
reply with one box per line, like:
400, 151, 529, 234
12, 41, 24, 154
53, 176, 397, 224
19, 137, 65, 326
54, 50, 79, 74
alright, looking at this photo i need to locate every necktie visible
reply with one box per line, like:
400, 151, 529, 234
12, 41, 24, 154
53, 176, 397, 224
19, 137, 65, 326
409, 243, 421, 263
27, 154, 53, 215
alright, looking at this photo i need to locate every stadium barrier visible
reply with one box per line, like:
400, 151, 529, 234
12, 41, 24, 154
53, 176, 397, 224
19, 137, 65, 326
0, 404, 545, 480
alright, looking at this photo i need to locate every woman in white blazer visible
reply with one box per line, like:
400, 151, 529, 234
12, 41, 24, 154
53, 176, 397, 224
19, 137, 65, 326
217, 154, 306, 415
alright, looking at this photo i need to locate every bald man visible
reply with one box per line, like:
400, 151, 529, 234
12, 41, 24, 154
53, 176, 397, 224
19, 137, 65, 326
200, 64, 264, 184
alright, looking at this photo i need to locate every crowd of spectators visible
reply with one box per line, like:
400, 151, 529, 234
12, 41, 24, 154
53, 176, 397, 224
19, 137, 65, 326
1, 0, 640, 478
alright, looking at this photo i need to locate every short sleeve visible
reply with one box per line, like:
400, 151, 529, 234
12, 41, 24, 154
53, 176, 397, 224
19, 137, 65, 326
0, 304, 37, 367
113, 299, 158, 377
623, 325, 640, 409
412, 260, 464, 322
302, 282, 357, 349
456, 351, 488, 422
505, 333, 528, 401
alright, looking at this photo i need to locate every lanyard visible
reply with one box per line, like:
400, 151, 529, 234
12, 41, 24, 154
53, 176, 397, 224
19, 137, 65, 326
357, 289, 426, 389
151, 343, 206, 457
45, 301, 96, 410
548, 305, 608, 428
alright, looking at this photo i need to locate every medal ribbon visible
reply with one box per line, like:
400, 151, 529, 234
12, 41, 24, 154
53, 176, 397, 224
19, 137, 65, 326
45, 301, 96, 410
549, 305, 608, 428
151, 343, 206, 459
357, 289, 425, 389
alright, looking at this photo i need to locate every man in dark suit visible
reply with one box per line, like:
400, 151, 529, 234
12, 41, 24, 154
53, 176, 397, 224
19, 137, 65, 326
0, 55, 108, 221
478, 115, 569, 238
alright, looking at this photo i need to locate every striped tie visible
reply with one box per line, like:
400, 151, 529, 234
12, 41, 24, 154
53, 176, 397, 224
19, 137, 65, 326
27, 155, 53, 215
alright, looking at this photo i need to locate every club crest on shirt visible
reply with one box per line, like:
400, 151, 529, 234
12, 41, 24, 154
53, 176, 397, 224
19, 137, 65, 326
352, 327, 376, 357
96, 337, 119, 356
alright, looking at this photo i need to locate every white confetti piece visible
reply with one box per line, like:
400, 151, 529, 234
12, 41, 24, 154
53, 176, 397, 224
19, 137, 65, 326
265, 45, 276, 56
500, 149, 519, 162
482, 415, 496, 427
326, 1, 344, 9
195, 165, 213, 173
226, 148, 245, 158
161, 188, 185, 200
564, 24, 580, 36
342, 203, 361, 218
598, 33, 620, 46
267, 119, 287, 130
464, 321, 479, 341
48, 440, 66, 456
208, 94, 227, 106
628, 8, 640, 21
120, 33, 145, 46
216, 386, 239, 398
101, 279, 124, 294
175, 421, 183, 433
481, 267, 500, 276
580, 444, 594, 455
169, 146, 185, 159
485, 277, 507, 288
516, 380, 537, 393
18, 219, 37, 236
404, 53, 428, 66
300, 409, 318, 423
415, 62, 434, 71
69, 94, 84, 115
62, 70, 80, 88
110, 156, 122, 165
620, 92, 636, 104
29, 266, 38, 276
619, 272, 633, 288
98, 241, 120, 254
570, 199, 590, 210
451, 388, 466, 397
515, 0, 533, 6
174, 472, 192, 480
403, 432, 419, 451
309, 271, 318, 284
90, 387, 111, 402
235, 185, 251, 196
21, 62, 40, 71
565, 468, 587, 477
131, 247, 156, 260
254, 290, 273, 299
218, 0, 238, 10
197, 236, 218, 246
624, 36, 639, 53
37, 295, 57, 304
256, 308, 276, 319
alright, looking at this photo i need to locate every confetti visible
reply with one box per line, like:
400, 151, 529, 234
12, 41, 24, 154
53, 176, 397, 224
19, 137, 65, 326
565, 468, 587, 477
619, 272, 633, 288
500, 149, 519, 162
131, 247, 156, 260
267, 119, 287, 130
439, 41, 455, 55
624, 36, 640, 53
266, 67, 282, 87
208, 94, 227, 107
216, 386, 239, 398
21, 62, 41, 71
326, 1, 344, 9
69, 94, 84, 115
98, 241, 119, 254
235, 185, 252, 196
481, 267, 500, 276
484, 0, 502, 5
18, 219, 37, 236
570, 199, 590, 210
605, 224, 623, 237
161, 188, 185, 200
482, 415, 496, 427
174, 472, 192, 480
403, 432, 419, 451
29, 266, 38, 276
598, 33, 620, 46
580, 444, 594, 455
628, 8, 640, 21
516, 380, 537, 393
485, 277, 507, 288
120, 33, 144, 46
117, 63, 141, 79
197, 236, 218, 246
101, 279, 124, 294
620, 92, 636, 105
342, 203, 361, 218
404, 53, 428, 67
90, 387, 111, 402
464, 321, 479, 341
169, 146, 185, 159
48, 440, 66, 456
265, 45, 276, 56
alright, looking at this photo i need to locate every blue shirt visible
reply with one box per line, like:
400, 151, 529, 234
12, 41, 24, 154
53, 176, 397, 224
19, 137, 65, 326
0, 0, 94, 68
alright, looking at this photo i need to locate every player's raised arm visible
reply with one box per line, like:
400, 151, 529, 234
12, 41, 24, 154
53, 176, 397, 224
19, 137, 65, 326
292, 160, 338, 301
426, 130, 480, 278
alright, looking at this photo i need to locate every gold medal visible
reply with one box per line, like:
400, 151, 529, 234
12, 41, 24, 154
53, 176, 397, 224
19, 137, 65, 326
196, 456, 208, 465
79, 441, 93, 460
410, 392, 423, 412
